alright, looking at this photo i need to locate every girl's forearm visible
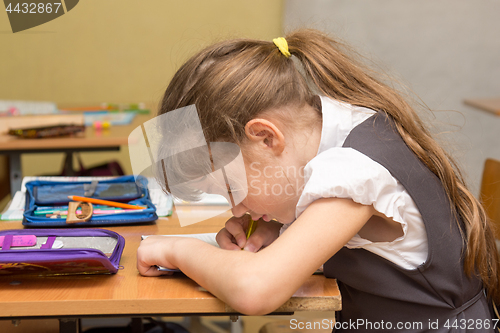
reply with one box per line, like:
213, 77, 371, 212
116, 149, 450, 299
168, 237, 297, 315
161, 199, 374, 315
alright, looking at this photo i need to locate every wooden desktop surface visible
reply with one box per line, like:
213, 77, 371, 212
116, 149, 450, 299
0, 114, 151, 151
0, 207, 341, 319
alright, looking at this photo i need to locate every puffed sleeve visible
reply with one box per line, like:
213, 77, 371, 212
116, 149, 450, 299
296, 147, 403, 218
291, 147, 428, 269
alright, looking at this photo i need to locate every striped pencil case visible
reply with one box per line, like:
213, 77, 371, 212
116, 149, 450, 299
0, 228, 125, 276
23, 175, 158, 227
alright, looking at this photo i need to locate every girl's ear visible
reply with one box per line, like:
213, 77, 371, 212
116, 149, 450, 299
244, 119, 285, 155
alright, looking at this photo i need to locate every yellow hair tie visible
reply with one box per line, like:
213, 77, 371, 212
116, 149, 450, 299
273, 37, 291, 58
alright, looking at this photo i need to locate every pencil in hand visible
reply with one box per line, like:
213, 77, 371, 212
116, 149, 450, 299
245, 218, 257, 239
240, 218, 258, 251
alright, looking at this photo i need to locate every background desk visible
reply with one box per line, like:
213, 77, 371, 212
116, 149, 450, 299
0, 114, 150, 197
0, 207, 341, 333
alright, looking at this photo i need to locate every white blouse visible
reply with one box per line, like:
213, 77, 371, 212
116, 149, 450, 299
289, 96, 428, 270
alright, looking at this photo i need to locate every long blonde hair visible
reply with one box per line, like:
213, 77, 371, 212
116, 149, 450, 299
158, 29, 500, 302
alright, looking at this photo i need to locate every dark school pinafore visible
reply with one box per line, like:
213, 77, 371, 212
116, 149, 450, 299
324, 112, 492, 332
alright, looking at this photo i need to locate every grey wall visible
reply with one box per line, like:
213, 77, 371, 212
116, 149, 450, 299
284, 0, 500, 195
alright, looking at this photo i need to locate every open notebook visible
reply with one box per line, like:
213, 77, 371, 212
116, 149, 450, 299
141, 233, 219, 272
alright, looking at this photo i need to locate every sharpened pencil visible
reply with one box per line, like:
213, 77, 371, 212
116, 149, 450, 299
246, 218, 257, 239
67, 195, 147, 210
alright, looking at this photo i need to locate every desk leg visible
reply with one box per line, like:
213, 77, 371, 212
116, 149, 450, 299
182, 316, 243, 333
130, 318, 144, 333
230, 316, 243, 333
59, 318, 81, 333
61, 152, 76, 176
9, 152, 22, 197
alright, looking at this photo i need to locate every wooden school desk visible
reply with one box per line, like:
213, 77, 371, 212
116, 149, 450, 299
0, 114, 151, 197
0, 206, 341, 333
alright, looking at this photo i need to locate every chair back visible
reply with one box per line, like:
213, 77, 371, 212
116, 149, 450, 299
480, 158, 500, 239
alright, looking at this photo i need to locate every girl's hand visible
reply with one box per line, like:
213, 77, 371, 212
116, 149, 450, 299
216, 216, 282, 252
137, 236, 178, 276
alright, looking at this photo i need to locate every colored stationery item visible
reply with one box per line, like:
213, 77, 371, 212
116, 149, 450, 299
46, 209, 145, 218
0, 100, 58, 115
84, 112, 136, 126
1, 176, 172, 221
65, 201, 93, 224
0, 235, 37, 248
35, 208, 139, 216
0, 229, 125, 275
246, 219, 257, 239
22, 176, 158, 227
67, 195, 147, 210
60, 102, 148, 113
240, 218, 258, 251
8, 124, 85, 139
36, 204, 117, 211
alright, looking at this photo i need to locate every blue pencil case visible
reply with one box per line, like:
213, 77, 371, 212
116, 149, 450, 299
23, 176, 158, 227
